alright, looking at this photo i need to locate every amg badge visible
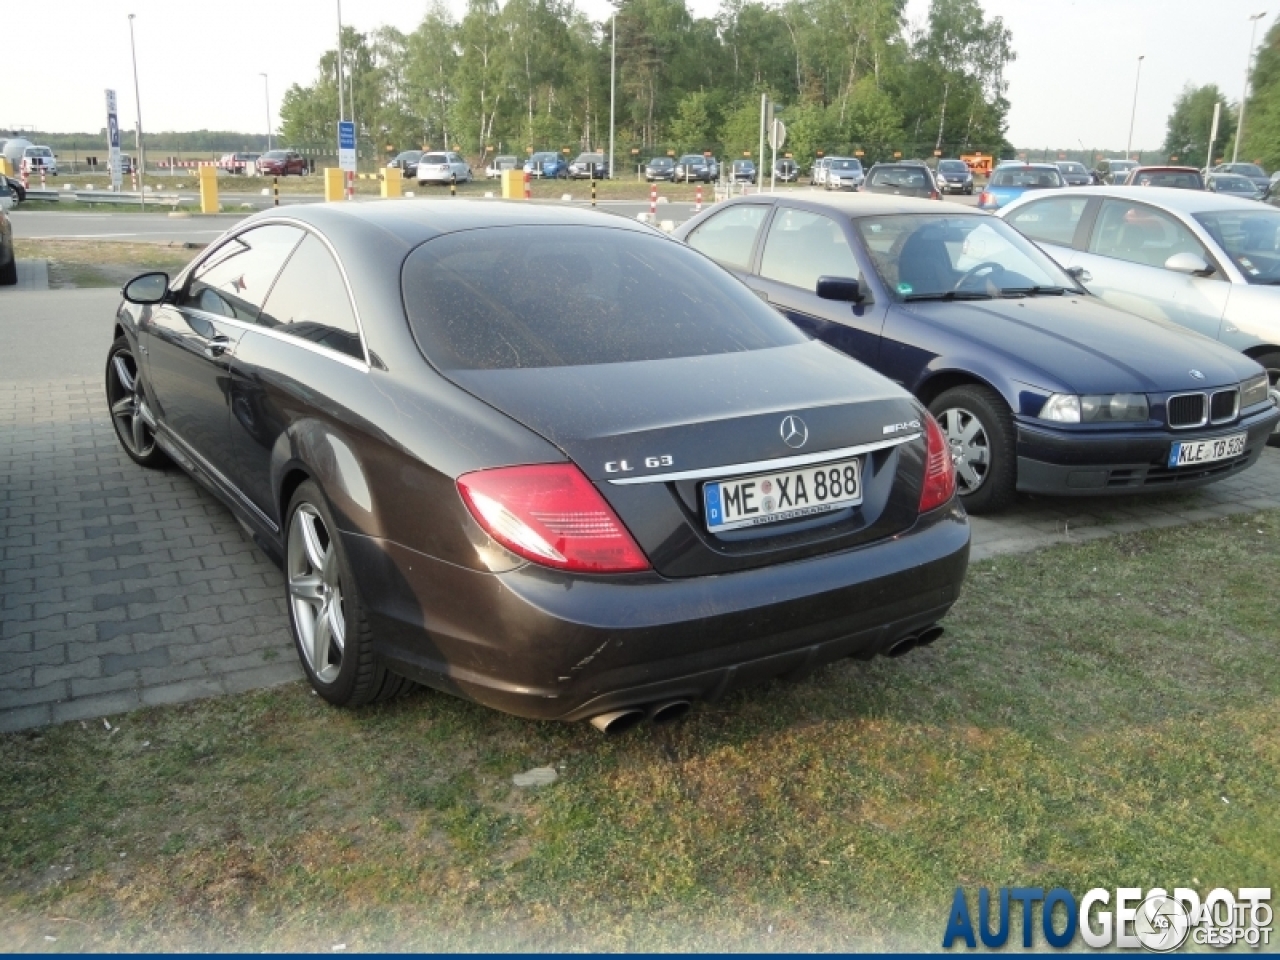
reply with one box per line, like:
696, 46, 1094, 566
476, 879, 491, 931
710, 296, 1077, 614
883, 419, 921, 435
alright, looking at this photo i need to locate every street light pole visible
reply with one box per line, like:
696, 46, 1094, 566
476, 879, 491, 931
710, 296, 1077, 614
1125, 55, 1144, 160
1234, 11, 1268, 164
608, 13, 615, 180
261, 73, 272, 152
128, 13, 145, 208
336, 0, 346, 123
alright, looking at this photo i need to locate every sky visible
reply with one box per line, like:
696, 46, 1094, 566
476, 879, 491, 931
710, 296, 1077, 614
2, 0, 1267, 151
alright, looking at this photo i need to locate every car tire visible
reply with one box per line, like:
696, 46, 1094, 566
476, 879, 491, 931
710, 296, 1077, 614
285, 479, 411, 707
105, 336, 168, 468
928, 385, 1017, 515
0, 252, 16, 286
1255, 350, 1280, 448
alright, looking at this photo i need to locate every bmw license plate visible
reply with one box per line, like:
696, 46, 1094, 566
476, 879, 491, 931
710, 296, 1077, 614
703, 458, 862, 533
1167, 433, 1247, 468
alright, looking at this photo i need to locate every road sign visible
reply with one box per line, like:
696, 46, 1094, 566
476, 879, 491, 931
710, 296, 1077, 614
105, 89, 122, 191
768, 119, 787, 151
338, 121, 356, 173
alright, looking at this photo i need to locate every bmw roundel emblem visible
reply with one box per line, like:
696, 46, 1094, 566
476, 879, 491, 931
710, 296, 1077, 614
1189, 369, 1205, 380
780, 415, 808, 448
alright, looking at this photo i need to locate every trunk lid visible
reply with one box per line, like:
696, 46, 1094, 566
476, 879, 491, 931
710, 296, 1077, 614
450, 341, 933, 577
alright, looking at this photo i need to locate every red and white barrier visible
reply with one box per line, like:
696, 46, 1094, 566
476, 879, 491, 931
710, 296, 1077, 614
695, 184, 702, 213
523, 171, 531, 200
649, 183, 657, 217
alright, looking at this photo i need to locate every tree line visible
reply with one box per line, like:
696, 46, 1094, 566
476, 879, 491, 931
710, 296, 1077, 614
277, 0, 1016, 169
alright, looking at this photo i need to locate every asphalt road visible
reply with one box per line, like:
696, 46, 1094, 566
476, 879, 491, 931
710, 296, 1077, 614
10, 191, 979, 244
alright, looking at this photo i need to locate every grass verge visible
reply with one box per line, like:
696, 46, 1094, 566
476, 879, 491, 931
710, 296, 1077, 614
2, 511, 1277, 950
14, 239, 200, 289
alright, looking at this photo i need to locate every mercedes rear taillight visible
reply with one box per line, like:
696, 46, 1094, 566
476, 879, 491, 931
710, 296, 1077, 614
457, 464, 650, 573
919, 413, 957, 513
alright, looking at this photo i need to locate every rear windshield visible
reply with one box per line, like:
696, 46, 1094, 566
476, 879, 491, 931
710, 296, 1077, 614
869, 167, 928, 188
403, 225, 805, 370
991, 168, 1063, 188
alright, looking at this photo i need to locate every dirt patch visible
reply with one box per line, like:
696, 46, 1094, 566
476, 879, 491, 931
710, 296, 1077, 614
13, 239, 201, 289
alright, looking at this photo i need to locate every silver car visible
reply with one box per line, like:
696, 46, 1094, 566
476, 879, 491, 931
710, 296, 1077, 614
999, 186, 1280, 442
824, 157, 865, 191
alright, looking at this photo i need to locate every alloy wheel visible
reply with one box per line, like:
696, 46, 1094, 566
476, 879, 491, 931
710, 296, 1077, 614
937, 406, 991, 494
107, 348, 157, 458
288, 504, 346, 684
1267, 365, 1280, 437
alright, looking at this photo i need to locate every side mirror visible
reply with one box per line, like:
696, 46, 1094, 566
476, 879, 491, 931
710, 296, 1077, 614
816, 276, 864, 303
122, 271, 170, 305
1163, 252, 1212, 276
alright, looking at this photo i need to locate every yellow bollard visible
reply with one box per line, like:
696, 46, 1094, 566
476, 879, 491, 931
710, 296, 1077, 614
380, 170, 402, 199
198, 164, 219, 213
0, 157, 11, 177
324, 167, 345, 202
501, 168, 524, 199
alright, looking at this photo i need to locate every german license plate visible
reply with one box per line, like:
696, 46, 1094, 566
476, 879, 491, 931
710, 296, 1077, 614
1168, 433, 1246, 468
703, 458, 862, 533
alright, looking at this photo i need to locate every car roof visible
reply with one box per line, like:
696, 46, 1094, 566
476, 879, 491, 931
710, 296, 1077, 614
1131, 166, 1199, 174
733, 193, 985, 219
239, 197, 658, 249
1004, 185, 1267, 215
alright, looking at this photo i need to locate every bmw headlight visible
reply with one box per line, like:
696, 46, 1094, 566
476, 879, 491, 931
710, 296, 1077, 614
1039, 394, 1081, 422
1241, 373, 1271, 409
1039, 393, 1149, 423
1081, 393, 1149, 422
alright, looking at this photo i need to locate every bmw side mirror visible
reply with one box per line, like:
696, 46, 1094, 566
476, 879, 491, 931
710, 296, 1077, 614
816, 276, 865, 303
1163, 252, 1213, 276
122, 271, 170, 305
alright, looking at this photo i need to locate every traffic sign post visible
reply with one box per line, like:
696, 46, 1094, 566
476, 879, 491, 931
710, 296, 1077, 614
105, 89, 122, 192
768, 117, 786, 192
337, 121, 357, 201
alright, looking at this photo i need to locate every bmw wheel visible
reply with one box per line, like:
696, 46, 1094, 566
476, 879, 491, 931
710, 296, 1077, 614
106, 336, 168, 468
928, 385, 1016, 514
285, 480, 409, 706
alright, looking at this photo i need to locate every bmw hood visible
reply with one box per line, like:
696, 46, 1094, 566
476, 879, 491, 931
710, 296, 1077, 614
904, 295, 1255, 394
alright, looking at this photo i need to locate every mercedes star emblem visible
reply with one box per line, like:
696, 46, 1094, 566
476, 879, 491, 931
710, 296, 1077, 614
1189, 369, 1205, 380
780, 415, 809, 448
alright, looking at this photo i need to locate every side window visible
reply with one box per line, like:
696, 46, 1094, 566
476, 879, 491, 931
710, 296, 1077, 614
1006, 196, 1089, 247
181, 224, 303, 322
1089, 200, 1207, 269
759, 207, 860, 291
685, 204, 769, 271
257, 234, 363, 361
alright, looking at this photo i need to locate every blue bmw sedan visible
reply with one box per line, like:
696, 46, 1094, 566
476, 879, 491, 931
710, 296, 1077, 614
674, 195, 1279, 513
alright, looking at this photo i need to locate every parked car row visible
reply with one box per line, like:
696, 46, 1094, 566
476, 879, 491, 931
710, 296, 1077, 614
105, 178, 1278, 733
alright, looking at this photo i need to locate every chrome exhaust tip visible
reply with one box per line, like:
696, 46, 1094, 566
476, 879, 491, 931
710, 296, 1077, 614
589, 709, 646, 735
915, 625, 945, 647
649, 700, 692, 726
885, 634, 918, 658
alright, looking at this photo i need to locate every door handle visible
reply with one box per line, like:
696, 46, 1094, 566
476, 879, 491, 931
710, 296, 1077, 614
204, 336, 232, 359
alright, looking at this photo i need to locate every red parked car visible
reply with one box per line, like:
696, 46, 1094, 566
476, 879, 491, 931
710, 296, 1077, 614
256, 150, 309, 176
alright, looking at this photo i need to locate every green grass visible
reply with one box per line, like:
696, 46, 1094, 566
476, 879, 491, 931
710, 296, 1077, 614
2, 512, 1277, 951
14, 239, 200, 289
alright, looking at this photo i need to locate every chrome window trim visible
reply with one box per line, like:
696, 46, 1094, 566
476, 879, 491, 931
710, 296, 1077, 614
174, 217, 373, 368
181, 307, 370, 372
156, 424, 279, 532
1166, 391, 1208, 430
606, 432, 921, 486
1209, 387, 1240, 425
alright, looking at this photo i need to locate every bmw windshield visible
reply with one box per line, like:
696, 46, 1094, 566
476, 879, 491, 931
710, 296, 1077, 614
855, 215, 1078, 301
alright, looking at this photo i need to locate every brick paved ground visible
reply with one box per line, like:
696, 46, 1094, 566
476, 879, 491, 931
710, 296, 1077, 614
1, 367, 1278, 733
0, 376, 300, 733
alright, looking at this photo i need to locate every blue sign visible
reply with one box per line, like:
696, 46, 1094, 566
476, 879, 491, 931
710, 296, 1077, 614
338, 122, 356, 150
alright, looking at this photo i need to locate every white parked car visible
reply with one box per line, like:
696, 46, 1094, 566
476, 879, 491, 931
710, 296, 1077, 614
1000, 186, 1280, 443
485, 155, 519, 179
416, 151, 472, 186
811, 157, 831, 186
21, 145, 57, 176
